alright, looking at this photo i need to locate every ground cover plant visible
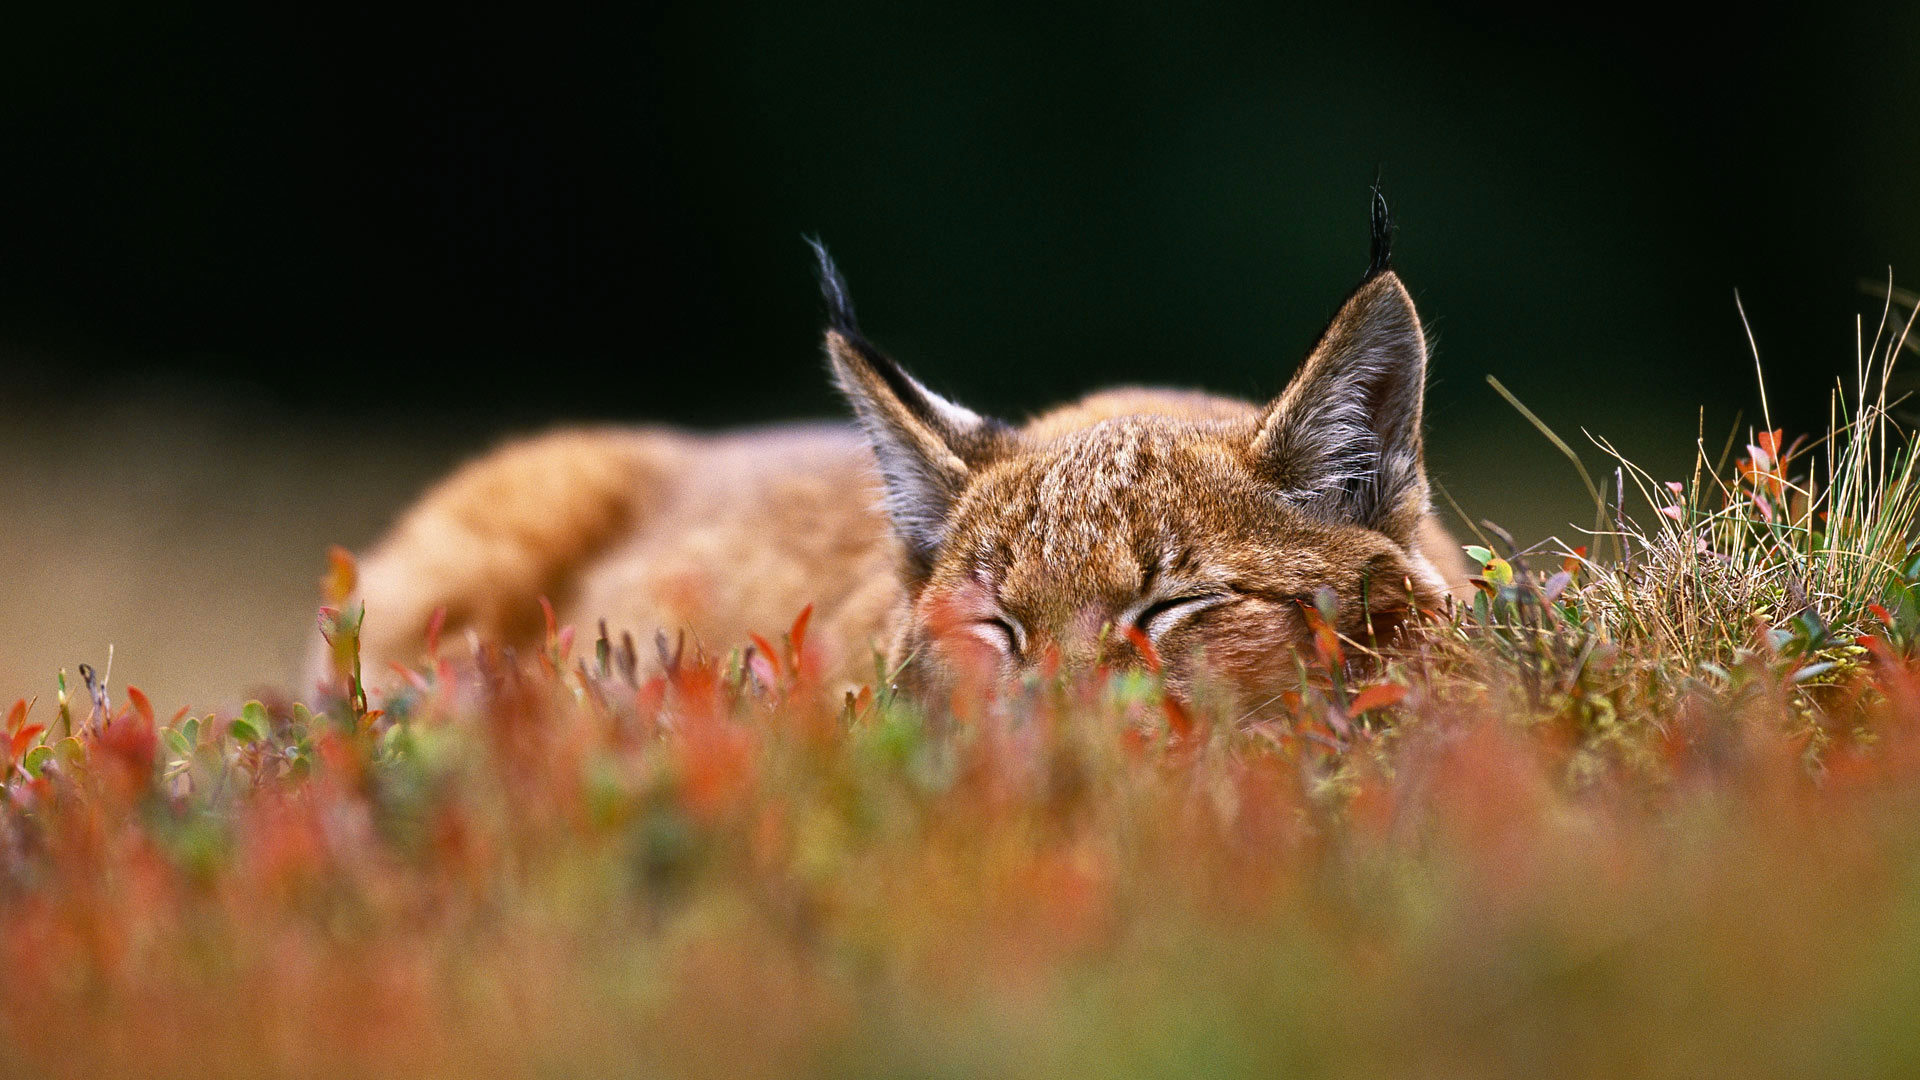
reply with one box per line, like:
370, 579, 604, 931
8, 307, 1920, 1079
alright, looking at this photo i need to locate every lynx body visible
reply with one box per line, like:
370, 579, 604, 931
328, 197, 1466, 706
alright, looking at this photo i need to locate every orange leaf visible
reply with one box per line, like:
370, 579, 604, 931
1295, 596, 1345, 669
126, 686, 155, 727
1756, 429, 1785, 460
322, 545, 358, 605
1348, 683, 1407, 715
5, 699, 26, 735
1314, 623, 1343, 670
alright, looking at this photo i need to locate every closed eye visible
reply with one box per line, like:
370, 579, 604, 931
978, 616, 1024, 657
1132, 594, 1228, 638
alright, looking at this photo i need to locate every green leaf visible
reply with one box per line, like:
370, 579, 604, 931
229, 717, 263, 744
241, 700, 270, 734
54, 737, 85, 767
21, 745, 53, 778
163, 728, 192, 758
1463, 545, 1494, 568
1484, 557, 1515, 587
182, 716, 199, 747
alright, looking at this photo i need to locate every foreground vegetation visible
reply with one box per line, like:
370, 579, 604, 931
8, 321, 1920, 1078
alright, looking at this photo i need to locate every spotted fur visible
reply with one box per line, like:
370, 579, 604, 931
323, 200, 1467, 710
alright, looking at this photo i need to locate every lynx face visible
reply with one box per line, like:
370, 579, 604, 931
813, 197, 1452, 704
904, 417, 1441, 702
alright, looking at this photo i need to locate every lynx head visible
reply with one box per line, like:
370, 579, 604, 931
813, 194, 1449, 706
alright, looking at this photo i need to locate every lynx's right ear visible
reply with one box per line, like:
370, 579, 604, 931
810, 239, 1011, 576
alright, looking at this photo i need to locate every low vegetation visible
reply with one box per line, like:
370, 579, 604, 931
6, 310, 1920, 1079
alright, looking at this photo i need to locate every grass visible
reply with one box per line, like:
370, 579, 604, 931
7, 312, 1920, 1078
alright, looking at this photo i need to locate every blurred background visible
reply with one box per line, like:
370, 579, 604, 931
3, 3, 1917, 706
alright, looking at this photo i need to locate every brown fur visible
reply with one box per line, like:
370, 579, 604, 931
321, 261, 1467, 708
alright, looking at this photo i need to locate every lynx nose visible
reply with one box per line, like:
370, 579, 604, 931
1052, 605, 1146, 672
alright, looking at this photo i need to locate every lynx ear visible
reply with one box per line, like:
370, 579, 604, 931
1251, 265, 1431, 545
810, 240, 1010, 575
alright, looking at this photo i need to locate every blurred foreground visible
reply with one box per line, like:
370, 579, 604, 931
1, 564, 1918, 1078
1, 371, 1919, 1076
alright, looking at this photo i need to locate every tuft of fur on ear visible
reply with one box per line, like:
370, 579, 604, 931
809, 239, 1010, 575
1251, 268, 1431, 544
1366, 182, 1393, 280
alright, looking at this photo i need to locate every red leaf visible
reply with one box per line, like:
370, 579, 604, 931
749, 634, 782, 679
389, 661, 433, 694
1756, 429, 1785, 461
5, 699, 26, 735
539, 595, 558, 643
788, 604, 814, 663
1348, 683, 1407, 715
1122, 626, 1162, 674
1162, 696, 1193, 738
9, 724, 44, 765
426, 606, 448, 661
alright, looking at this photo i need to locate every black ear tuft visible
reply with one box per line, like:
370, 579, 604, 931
1367, 184, 1393, 279
807, 236, 859, 334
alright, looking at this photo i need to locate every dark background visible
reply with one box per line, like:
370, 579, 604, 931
3, 2, 1917, 703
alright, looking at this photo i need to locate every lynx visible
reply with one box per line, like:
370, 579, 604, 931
322, 193, 1465, 706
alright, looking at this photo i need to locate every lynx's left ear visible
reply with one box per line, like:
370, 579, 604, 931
1250, 198, 1430, 545
809, 239, 1012, 576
